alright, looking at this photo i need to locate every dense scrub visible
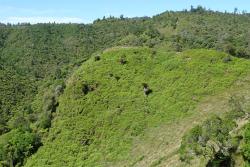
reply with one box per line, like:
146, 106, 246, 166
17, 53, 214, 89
180, 95, 249, 166
24, 48, 250, 166
0, 19, 161, 166
242, 122, 250, 166
0, 20, 160, 126
153, 7, 250, 58
1, 6, 250, 166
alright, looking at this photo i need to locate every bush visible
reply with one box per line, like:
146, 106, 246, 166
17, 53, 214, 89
119, 56, 127, 65
0, 129, 41, 166
38, 112, 52, 129
242, 124, 250, 161
180, 125, 202, 161
180, 116, 237, 162
225, 44, 236, 56
142, 83, 152, 96
223, 56, 232, 63
236, 48, 249, 58
8, 116, 30, 131
94, 55, 101, 61
0, 118, 8, 135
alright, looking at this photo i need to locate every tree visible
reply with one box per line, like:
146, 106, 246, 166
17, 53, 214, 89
120, 14, 124, 20
0, 129, 41, 166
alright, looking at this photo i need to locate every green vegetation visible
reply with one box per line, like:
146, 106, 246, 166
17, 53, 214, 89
180, 116, 238, 165
25, 48, 250, 166
180, 95, 249, 166
0, 20, 161, 166
0, 6, 250, 166
0, 129, 41, 166
243, 124, 250, 165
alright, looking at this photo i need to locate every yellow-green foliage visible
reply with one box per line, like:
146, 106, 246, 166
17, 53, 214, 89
25, 48, 250, 166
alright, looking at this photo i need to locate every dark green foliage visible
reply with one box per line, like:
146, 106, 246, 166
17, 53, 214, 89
0, 129, 41, 166
82, 84, 90, 95
180, 94, 247, 164
206, 154, 232, 167
119, 55, 127, 65
8, 116, 30, 132
142, 83, 152, 96
190, 6, 206, 13
81, 82, 98, 95
37, 87, 61, 129
0, 118, 8, 136
243, 124, 250, 162
94, 55, 101, 61
152, 8, 250, 58
180, 116, 237, 162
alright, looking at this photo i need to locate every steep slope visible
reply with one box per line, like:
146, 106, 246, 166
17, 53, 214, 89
25, 47, 250, 166
0, 21, 160, 131
132, 75, 250, 167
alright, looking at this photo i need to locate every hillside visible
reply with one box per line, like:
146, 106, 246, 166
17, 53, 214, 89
0, 7, 250, 167
24, 48, 250, 166
0, 20, 159, 127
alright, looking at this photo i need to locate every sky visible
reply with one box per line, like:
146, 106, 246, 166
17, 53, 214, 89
0, 0, 249, 24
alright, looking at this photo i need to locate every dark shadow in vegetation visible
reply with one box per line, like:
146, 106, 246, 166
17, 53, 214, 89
94, 55, 101, 61
134, 51, 139, 54
142, 83, 152, 96
115, 76, 121, 81
80, 130, 95, 147
38, 84, 65, 129
119, 55, 127, 65
223, 56, 232, 63
152, 50, 157, 55
109, 73, 121, 81
206, 153, 232, 167
225, 45, 250, 59
80, 138, 93, 146
0, 117, 9, 135
82, 83, 99, 95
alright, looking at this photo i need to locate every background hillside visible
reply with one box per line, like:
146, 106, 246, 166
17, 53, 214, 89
0, 6, 250, 166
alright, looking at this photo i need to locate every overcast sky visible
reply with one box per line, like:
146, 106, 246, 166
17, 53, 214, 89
0, 0, 249, 24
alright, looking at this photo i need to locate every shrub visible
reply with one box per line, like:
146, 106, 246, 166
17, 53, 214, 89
236, 48, 249, 58
8, 116, 30, 131
0, 118, 8, 135
115, 76, 121, 81
38, 112, 52, 129
242, 123, 250, 161
0, 129, 41, 166
119, 55, 127, 65
179, 125, 202, 161
225, 44, 236, 56
180, 116, 237, 162
94, 55, 101, 61
142, 83, 152, 96
54, 84, 65, 97
223, 56, 232, 63
82, 82, 98, 95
